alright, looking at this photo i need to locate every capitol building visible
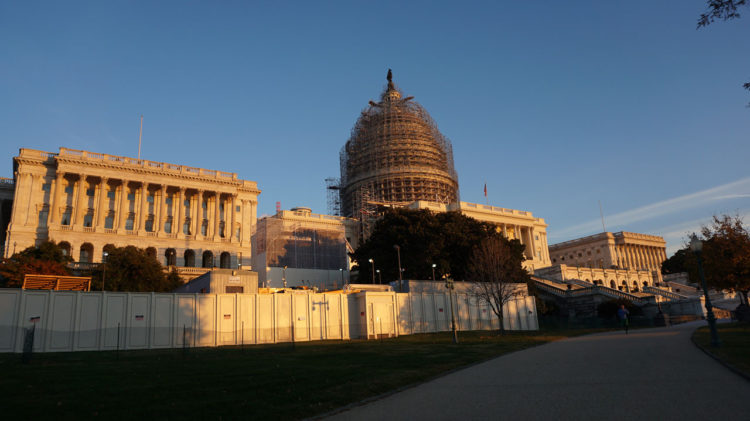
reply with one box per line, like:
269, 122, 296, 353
0, 71, 667, 288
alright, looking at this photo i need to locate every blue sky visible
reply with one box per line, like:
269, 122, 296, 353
1, 1, 748, 255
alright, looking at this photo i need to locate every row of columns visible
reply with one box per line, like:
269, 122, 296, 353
615, 244, 666, 271
497, 224, 548, 262
45, 172, 239, 241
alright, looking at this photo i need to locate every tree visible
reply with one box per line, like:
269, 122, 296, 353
661, 247, 689, 275
467, 236, 530, 334
91, 246, 182, 292
0, 241, 72, 288
350, 208, 504, 283
694, 215, 750, 307
697, 1, 750, 105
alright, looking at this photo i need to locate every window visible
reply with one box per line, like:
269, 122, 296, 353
64, 186, 73, 194
166, 197, 173, 205
236, 205, 240, 212
61, 210, 72, 226
201, 221, 207, 236
107, 191, 116, 200
225, 286, 243, 294
41, 183, 51, 192
147, 195, 154, 203
125, 217, 134, 231
86, 188, 95, 197
535, 235, 539, 241
164, 219, 172, 233
83, 213, 93, 227
236, 227, 241, 241
184, 199, 190, 207
105, 214, 114, 229
145, 219, 154, 232
127, 193, 135, 201
183, 222, 190, 235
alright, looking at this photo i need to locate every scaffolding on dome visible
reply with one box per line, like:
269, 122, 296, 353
339, 70, 460, 239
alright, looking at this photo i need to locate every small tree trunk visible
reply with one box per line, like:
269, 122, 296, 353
497, 303, 505, 335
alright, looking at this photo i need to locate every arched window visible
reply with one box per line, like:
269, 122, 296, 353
220, 252, 231, 269
79, 243, 94, 263
643, 281, 649, 288
59, 241, 71, 257
609, 280, 616, 289
202, 251, 213, 268
165, 248, 176, 266
184, 249, 196, 267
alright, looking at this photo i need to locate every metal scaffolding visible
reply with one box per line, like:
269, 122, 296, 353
339, 70, 460, 226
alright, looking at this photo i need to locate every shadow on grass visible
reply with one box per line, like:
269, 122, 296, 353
0, 327, 613, 420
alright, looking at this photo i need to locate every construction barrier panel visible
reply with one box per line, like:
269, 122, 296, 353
0, 289, 538, 353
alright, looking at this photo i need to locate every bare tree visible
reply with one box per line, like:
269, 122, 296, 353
468, 236, 529, 334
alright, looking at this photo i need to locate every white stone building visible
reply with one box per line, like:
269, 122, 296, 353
4, 147, 260, 280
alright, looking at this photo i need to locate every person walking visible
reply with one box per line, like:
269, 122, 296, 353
617, 304, 630, 334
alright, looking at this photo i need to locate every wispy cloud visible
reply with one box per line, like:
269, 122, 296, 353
550, 177, 750, 242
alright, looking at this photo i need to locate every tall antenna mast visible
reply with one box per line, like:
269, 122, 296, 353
137, 114, 143, 160
598, 200, 607, 232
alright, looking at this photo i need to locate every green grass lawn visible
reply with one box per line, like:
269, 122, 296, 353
0, 328, 602, 420
693, 322, 750, 378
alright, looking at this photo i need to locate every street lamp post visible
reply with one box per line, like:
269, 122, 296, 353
445, 277, 458, 344
394, 245, 403, 292
690, 234, 720, 347
376, 269, 382, 284
102, 252, 108, 291
368, 258, 375, 284
432, 263, 436, 281
283, 265, 287, 288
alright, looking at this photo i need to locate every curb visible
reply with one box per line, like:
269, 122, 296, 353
690, 328, 750, 383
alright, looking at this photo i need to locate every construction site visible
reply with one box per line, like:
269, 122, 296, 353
336, 70, 460, 239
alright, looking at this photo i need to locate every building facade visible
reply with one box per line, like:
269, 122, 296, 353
533, 264, 657, 292
548, 231, 666, 280
406, 200, 551, 271
253, 206, 359, 289
5, 147, 260, 278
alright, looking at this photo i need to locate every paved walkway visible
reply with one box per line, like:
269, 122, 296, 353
328, 322, 750, 420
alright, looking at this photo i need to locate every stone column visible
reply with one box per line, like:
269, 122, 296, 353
22, 174, 39, 226
158, 185, 167, 234
176, 187, 186, 236
73, 174, 88, 227
229, 194, 237, 242
138, 183, 148, 232
193, 190, 203, 238
213, 193, 221, 239
118, 181, 129, 230
96, 177, 109, 229
49, 172, 64, 225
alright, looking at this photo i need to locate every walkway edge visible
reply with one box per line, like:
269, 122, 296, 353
690, 328, 750, 383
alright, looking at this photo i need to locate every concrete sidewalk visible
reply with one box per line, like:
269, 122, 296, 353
327, 322, 750, 420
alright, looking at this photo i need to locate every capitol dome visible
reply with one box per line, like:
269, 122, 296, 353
339, 70, 460, 218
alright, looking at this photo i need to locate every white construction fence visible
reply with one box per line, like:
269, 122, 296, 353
0, 289, 538, 353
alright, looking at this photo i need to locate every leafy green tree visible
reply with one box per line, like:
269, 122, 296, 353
0, 241, 72, 288
92, 246, 182, 292
351, 208, 519, 283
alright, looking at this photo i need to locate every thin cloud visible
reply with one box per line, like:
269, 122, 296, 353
550, 177, 750, 242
